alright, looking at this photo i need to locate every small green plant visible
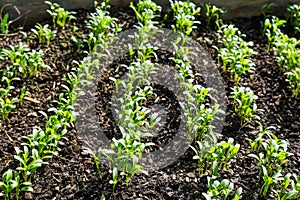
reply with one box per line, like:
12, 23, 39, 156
249, 131, 293, 197
45, 1, 76, 29
274, 173, 300, 200
85, 1, 121, 52
203, 176, 243, 200
14, 146, 48, 182
259, 3, 274, 21
0, 12, 9, 34
203, 3, 226, 29
0, 97, 18, 121
0, 43, 49, 77
274, 34, 300, 71
229, 86, 258, 125
249, 122, 273, 152
170, 0, 200, 35
263, 16, 286, 50
31, 23, 57, 45
191, 138, 240, 176
130, 0, 161, 27
217, 24, 256, 84
286, 4, 300, 33
0, 169, 33, 200
285, 67, 300, 98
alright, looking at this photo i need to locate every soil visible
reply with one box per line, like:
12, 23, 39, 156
0, 5, 299, 200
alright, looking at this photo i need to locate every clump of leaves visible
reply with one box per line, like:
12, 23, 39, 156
203, 176, 243, 200
31, 23, 57, 46
170, 0, 201, 35
0, 42, 49, 77
229, 86, 258, 125
286, 4, 300, 33
0, 169, 33, 200
85, 1, 121, 53
249, 128, 293, 198
45, 1, 76, 29
216, 24, 256, 84
203, 3, 226, 29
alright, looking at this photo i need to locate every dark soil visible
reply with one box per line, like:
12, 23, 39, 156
0, 5, 299, 200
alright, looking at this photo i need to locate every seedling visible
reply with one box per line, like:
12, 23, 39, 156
263, 16, 286, 50
229, 86, 258, 126
45, 1, 76, 29
259, 3, 274, 21
14, 146, 48, 181
0, 169, 33, 200
217, 24, 256, 83
85, 1, 121, 52
0, 13, 9, 34
203, 176, 243, 200
170, 0, 200, 35
130, 0, 161, 27
203, 3, 226, 29
286, 4, 300, 33
285, 67, 300, 98
0, 43, 49, 77
31, 23, 57, 45
0, 97, 18, 121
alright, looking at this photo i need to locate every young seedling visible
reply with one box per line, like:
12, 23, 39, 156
285, 67, 300, 98
229, 86, 258, 126
130, 0, 161, 27
203, 3, 226, 30
0, 12, 9, 34
0, 169, 33, 200
0, 43, 49, 77
85, 1, 121, 52
170, 0, 200, 35
286, 4, 300, 33
0, 97, 18, 121
202, 176, 243, 200
31, 23, 57, 45
217, 24, 256, 83
14, 146, 48, 182
45, 1, 76, 29
259, 3, 274, 21
263, 16, 286, 50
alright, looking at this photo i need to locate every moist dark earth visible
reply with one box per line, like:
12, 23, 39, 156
0, 5, 299, 200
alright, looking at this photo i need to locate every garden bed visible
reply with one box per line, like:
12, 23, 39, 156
0, 1, 299, 200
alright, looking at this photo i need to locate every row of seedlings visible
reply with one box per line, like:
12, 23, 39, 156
263, 5, 300, 98
0, 2, 79, 199
247, 4, 300, 199
170, 2, 242, 200
104, 0, 162, 191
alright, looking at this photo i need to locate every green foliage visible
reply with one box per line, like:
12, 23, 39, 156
217, 24, 256, 84
203, 3, 226, 29
14, 146, 48, 182
203, 176, 243, 200
229, 86, 258, 125
31, 23, 57, 45
191, 138, 240, 176
45, 1, 76, 29
130, 0, 161, 27
249, 130, 293, 197
285, 67, 300, 98
85, 1, 121, 53
0, 13, 9, 34
0, 43, 49, 77
286, 4, 300, 33
259, 3, 274, 20
263, 16, 286, 50
170, 0, 200, 35
0, 169, 33, 200
274, 34, 300, 71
